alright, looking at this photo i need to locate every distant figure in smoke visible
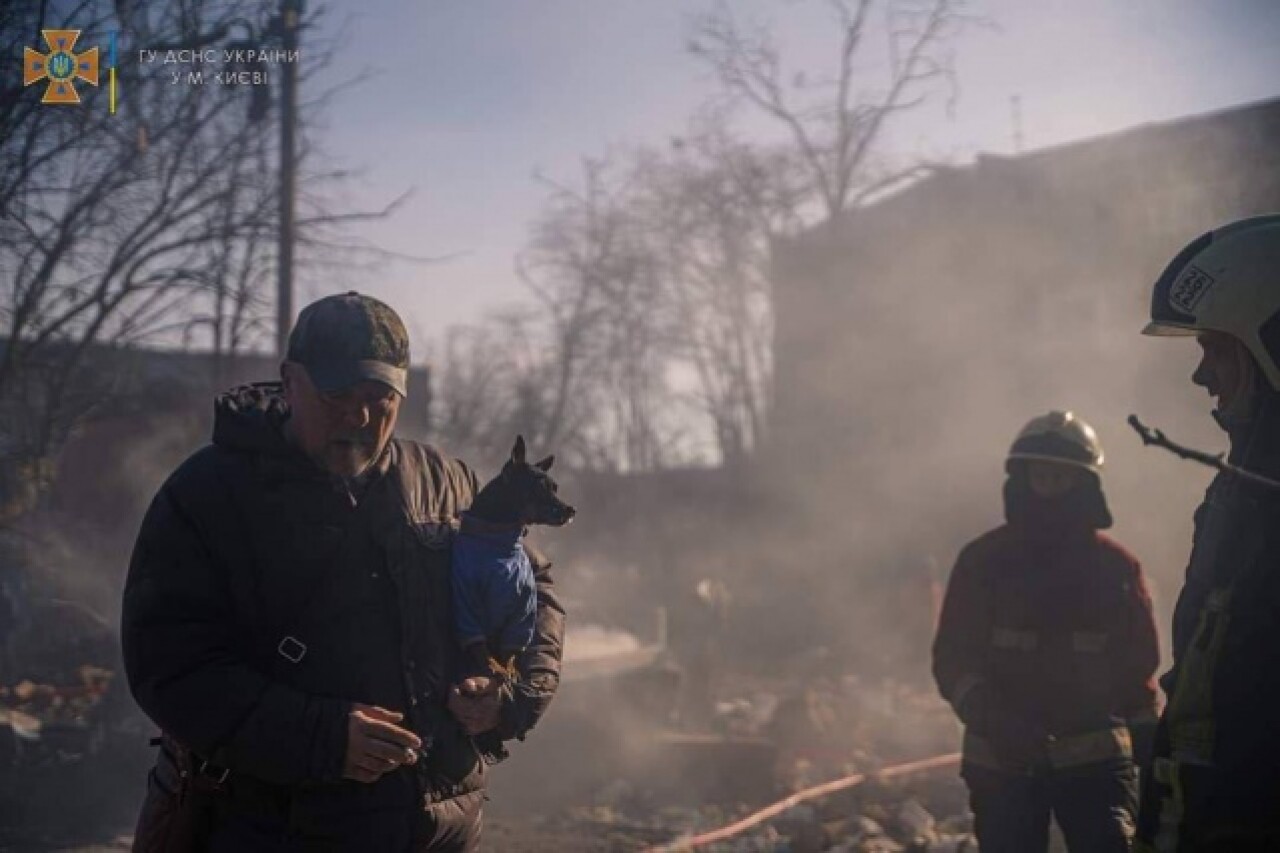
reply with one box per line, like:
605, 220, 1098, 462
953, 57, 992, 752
1134, 215, 1280, 852
933, 411, 1159, 853
676, 577, 731, 727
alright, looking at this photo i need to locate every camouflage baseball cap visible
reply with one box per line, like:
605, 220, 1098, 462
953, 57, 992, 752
286, 292, 410, 396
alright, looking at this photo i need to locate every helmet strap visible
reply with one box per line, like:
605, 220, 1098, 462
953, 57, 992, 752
1213, 343, 1262, 433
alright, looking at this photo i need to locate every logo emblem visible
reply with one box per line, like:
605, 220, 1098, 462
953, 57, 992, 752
24, 30, 99, 104
1168, 264, 1215, 316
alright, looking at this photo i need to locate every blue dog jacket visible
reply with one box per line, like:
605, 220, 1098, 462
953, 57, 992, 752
451, 516, 537, 657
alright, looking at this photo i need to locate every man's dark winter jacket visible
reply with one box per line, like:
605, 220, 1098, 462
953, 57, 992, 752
121, 384, 565, 845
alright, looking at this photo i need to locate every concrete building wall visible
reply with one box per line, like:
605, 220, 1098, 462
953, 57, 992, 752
764, 97, 1280, 643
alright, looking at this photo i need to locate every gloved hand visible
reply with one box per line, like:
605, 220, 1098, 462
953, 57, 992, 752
957, 684, 1049, 768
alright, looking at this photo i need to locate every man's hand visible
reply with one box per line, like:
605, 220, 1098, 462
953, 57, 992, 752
343, 703, 422, 784
448, 676, 502, 736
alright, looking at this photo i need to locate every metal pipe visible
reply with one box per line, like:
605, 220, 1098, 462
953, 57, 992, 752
276, 0, 300, 358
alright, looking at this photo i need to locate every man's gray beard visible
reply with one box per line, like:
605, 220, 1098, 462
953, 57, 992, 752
330, 444, 376, 479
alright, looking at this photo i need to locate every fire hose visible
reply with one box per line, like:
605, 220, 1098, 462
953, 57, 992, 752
643, 751, 962, 852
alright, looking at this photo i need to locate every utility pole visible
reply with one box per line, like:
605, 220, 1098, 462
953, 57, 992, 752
1010, 94, 1024, 155
276, 0, 300, 358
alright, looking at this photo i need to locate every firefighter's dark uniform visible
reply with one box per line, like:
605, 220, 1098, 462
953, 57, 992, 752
1135, 394, 1280, 853
934, 470, 1159, 853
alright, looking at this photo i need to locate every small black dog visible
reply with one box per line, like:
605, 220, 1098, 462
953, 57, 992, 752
452, 435, 575, 682
467, 435, 576, 529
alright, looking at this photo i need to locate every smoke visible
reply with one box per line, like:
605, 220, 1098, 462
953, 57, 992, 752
565, 624, 643, 660
515, 107, 1280, 780
6, 96, 1278, 844
27, 400, 207, 624
753, 108, 1279, 675
460, 112, 1280, 826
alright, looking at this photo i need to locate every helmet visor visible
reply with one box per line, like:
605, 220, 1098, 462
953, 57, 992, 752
1142, 321, 1199, 338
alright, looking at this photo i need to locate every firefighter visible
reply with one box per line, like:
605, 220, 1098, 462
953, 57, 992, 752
1135, 214, 1280, 852
934, 411, 1160, 853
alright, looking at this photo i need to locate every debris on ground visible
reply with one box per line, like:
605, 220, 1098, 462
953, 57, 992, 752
485, 672, 979, 852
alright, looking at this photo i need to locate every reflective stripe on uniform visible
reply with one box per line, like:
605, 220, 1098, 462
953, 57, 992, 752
1071, 630, 1109, 653
962, 725, 1131, 772
1047, 726, 1132, 769
1166, 587, 1231, 768
991, 626, 1038, 651
1138, 588, 1233, 852
1148, 729, 1189, 852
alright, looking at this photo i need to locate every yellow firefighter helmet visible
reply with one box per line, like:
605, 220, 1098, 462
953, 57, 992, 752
1007, 410, 1104, 472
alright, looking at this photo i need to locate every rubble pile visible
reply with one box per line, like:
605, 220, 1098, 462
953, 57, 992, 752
0, 666, 118, 767
1, 659, 153, 847
490, 674, 979, 852
3, 666, 115, 721
492, 778, 975, 852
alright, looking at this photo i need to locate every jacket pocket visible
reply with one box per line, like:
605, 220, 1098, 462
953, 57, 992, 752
418, 788, 485, 850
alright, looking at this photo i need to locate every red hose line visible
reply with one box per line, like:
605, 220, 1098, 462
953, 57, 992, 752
643, 751, 962, 852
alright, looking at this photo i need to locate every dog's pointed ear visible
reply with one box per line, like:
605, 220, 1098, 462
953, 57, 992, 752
535, 454, 555, 472
511, 435, 527, 465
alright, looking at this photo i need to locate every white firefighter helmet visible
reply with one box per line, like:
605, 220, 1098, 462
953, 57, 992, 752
1143, 214, 1280, 390
1007, 410, 1104, 472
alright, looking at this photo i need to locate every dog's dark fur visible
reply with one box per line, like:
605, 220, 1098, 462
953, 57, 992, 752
467, 435, 575, 528
458, 434, 574, 690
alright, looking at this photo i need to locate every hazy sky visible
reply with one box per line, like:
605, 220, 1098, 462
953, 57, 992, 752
310, 0, 1280, 356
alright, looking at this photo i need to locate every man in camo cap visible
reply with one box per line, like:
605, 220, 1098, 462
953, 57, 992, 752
123, 292, 565, 851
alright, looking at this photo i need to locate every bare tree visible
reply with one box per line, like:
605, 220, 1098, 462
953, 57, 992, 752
431, 311, 543, 465
514, 158, 685, 471
435, 1, 979, 473
2, 2, 259, 517
0, 0, 371, 521
689, 0, 979, 225
633, 119, 805, 465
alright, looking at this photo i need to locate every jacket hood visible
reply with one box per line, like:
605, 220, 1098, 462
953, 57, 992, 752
211, 382, 397, 489
1003, 461, 1113, 536
212, 382, 295, 456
